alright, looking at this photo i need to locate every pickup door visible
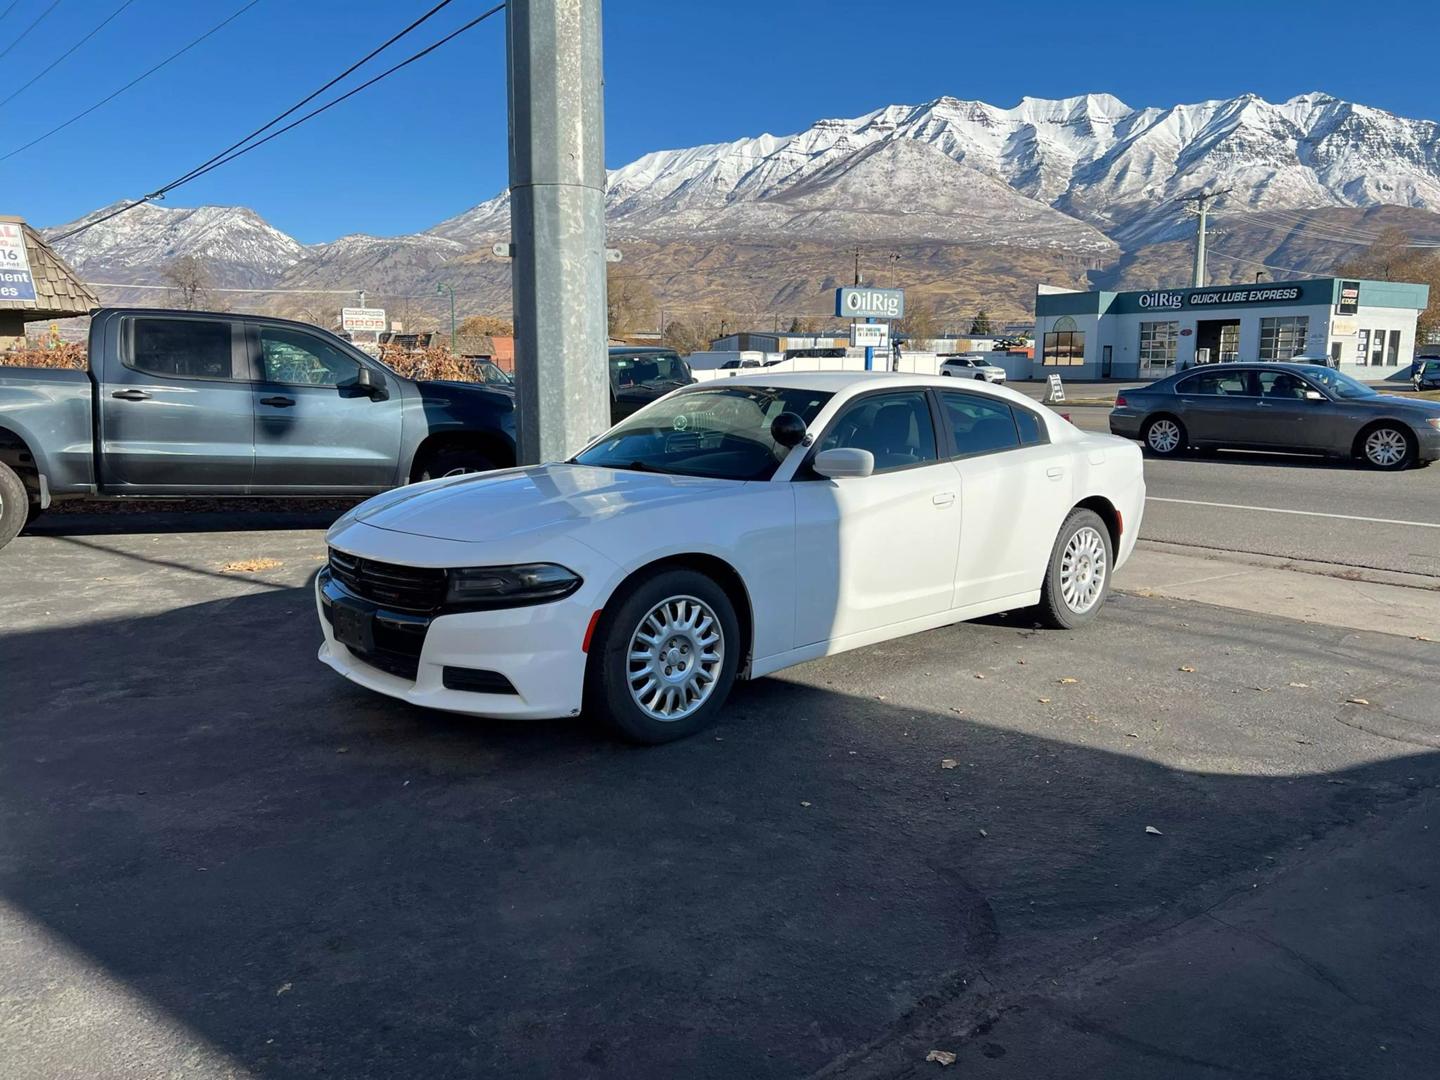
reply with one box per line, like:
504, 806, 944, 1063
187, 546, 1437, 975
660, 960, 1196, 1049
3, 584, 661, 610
247, 322, 402, 492
99, 314, 255, 492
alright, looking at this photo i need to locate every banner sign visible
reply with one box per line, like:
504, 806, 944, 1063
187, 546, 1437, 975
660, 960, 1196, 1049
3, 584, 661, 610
342, 307, 387, 333
0, 222, 37, 302
835, 286, 904, 319
1135, 286, 1302, 311
850, 323, 890, 348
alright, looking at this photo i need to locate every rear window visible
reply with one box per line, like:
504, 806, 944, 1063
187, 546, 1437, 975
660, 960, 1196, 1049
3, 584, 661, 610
1178, 371, 1251, 396
128, 318, 233, 380
611, 352, 690, 387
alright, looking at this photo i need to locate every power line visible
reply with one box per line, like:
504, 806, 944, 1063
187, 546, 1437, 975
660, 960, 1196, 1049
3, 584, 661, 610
0, 0, 262, 164
0, 0, 24, 24
0, 0, 64, 61
50, 3, 505, 243
0, 0, 139, 109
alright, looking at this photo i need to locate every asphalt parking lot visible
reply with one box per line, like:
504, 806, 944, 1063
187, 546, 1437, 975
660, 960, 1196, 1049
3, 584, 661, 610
3, 446, 1439, 1079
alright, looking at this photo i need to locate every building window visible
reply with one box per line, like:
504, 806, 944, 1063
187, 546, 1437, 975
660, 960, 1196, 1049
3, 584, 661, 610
1386, 329, 1400, 366
1042, 330, 1085, 366
1138, 321, 1178, 371
1258, 316, 1309, 360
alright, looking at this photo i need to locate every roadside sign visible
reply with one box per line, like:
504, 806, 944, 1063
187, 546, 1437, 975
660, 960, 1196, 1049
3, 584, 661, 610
835, 286, 904, 320
850, 323, 889, 348
0, 222, 37, 303
342, 306, 387, 333
1046, 373, 1065, 403
1336, 280, 1360, 316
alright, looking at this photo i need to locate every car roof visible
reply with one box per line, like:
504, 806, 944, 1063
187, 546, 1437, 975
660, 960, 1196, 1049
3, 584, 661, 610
689, 370, 1036, 406
609, 346, 677, 355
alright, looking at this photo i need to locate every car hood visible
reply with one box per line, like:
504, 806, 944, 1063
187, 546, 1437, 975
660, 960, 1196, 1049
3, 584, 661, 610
343, 463, 744, 543
416, 378, 515, 403
1354, 393, 1440, 416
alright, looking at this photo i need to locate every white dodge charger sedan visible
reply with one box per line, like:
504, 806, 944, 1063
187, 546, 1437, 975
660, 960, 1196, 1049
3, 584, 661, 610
317, 373, 1144, 743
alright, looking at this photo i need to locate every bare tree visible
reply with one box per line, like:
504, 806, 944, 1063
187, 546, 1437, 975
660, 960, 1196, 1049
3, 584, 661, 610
607, 265, 657, 338
1336, 227, 1440, 339
161, 255, 213, 310
895, 298, 940, 346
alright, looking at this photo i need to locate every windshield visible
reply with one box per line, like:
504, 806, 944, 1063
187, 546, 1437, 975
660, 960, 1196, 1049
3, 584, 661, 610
574, 385, 834, 481
612, 352, 691, 388
1304, 367, 1378, 400
474, 359, 513, 386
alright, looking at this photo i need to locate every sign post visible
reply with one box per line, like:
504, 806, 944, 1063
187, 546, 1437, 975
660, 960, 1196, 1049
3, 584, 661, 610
0, 222, 37, 303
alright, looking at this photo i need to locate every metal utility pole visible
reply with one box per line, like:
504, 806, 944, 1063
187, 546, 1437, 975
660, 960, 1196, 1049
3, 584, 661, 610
1183, 188, 1230, 287
436, 282, 457, 351
853, 246, 861, 286
506, 0, 609, 465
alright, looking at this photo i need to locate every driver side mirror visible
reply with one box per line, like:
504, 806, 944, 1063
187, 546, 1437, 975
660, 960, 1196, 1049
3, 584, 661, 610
354, 366, 388, 400
1304, 389, 1325, 401
770, 411, 807, 449
813, 448, 875, 479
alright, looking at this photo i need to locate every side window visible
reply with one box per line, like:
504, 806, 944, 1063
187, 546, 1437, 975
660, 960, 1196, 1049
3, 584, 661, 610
258, 327, 361, 386
939, 391, 1021, 457
815, 391, 939, 473
1012, 405, 1048, 446
128, 318, 234, 380
1256, 370, 1312, 399
1178, 371, 1252, 396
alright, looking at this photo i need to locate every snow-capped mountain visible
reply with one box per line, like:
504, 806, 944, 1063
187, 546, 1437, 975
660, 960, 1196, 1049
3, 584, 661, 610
45, 202, 306, 288
40, 90, 1440, 319
434, 91, 1440, 248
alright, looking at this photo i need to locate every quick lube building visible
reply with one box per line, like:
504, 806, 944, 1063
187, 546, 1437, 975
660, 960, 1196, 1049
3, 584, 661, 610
1033, 277, 1429, 380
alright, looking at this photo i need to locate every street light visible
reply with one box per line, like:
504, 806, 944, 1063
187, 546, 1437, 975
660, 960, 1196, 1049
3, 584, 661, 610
436, 282, 456, 352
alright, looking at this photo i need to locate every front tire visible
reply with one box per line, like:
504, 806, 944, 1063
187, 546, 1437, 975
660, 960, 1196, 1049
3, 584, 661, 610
1036, 509, 1113, 630
589, 569, 741, 744
1142, 416, 1186, 457
0, 461, 30, 551
1358, 424, 1415, 471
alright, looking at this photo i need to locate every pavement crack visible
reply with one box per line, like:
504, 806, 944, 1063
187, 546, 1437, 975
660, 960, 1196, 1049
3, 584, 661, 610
1202, 912, 1369, 1009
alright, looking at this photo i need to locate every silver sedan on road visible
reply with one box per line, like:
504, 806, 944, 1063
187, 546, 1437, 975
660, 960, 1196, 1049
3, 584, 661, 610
1109, 362, 1440, 470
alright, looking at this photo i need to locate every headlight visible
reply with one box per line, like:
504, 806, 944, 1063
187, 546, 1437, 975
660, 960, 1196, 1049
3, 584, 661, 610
445, 563, 582, 610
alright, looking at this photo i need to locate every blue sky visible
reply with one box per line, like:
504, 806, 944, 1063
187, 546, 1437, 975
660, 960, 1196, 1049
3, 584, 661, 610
4, 0, 1438, 242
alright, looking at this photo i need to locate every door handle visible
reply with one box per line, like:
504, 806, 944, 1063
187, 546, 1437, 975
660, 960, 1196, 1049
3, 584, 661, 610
932, 492, 955, 507
259, 396, 296, 408
111, 389, 150, 401
1046, 466, 1065, 480
1256, 401, 1273, 408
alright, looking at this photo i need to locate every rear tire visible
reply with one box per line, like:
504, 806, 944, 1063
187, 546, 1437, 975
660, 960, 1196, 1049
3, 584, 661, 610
0, 461, 30, 551
1142, 415, 1186, 457
1036, 509, 1113, 630
1357, 424, 1416, 471
589, 568, 741, 744
418, 449, 497, 480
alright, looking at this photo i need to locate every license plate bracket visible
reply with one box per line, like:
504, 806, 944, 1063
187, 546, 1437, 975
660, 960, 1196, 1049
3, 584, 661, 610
330, 597, 375, 653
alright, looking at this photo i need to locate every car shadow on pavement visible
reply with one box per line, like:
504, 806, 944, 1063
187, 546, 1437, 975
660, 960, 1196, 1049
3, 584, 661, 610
2, 585, 1438, 1080
24, 504, 355, 538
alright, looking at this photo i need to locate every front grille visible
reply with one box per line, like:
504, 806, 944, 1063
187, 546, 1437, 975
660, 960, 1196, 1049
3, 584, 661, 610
328, 548, 448, 613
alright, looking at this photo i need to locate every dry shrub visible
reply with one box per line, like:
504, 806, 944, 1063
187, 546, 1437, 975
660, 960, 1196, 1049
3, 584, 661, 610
0, 342, 87, 370
378, 344, 484, 382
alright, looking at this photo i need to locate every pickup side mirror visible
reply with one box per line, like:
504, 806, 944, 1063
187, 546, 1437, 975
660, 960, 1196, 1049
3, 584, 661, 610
813, 447, 875, 479
1304, 389, 1325, 402
354, 366, 388, 400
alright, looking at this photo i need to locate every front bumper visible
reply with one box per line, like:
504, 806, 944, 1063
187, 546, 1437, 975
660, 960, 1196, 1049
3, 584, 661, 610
315, 568, 596, 720
1417, 424, 1440, 463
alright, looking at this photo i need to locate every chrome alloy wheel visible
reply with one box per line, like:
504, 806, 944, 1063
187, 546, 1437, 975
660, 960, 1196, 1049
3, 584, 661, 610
626, 595, 724, 722
1147, 419, 1181, 454
1060, 526, 1108, 614
1364, 427, 1407, 468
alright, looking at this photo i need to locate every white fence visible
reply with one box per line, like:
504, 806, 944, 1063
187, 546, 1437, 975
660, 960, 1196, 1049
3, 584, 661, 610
691, 351, 945, 383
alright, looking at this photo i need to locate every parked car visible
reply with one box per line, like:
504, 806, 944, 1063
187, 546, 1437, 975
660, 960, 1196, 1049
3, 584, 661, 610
1414, 357, 1440, 391
939, 355, 1007, 383
0, 308, 517, 549
1109, 362, 1440, 470
317, 372, 1144, 742
609, 346, 695, 420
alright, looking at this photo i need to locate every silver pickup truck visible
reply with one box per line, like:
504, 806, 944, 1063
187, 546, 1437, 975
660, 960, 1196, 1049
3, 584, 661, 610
0, 308, 519, 550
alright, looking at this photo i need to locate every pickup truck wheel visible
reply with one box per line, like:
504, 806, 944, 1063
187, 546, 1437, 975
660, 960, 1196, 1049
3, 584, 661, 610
0, 461, 29, 550
419, 449, 497, 480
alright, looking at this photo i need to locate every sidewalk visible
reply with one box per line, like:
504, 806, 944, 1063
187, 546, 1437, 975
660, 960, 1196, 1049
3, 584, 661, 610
1116, 541, 1440, 640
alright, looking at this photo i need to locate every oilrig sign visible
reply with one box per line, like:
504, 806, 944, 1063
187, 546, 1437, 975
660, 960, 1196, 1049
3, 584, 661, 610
835, 286, 904, 320
342, 307, 387, 333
